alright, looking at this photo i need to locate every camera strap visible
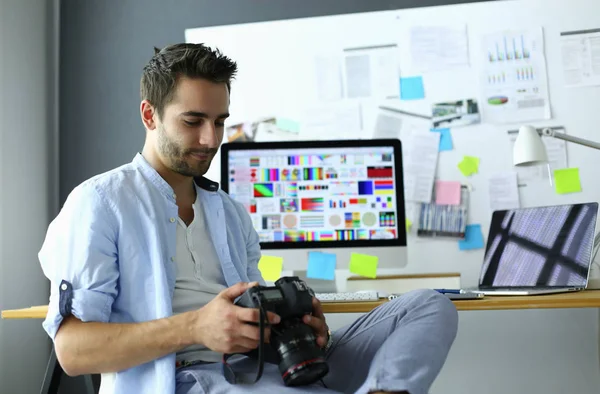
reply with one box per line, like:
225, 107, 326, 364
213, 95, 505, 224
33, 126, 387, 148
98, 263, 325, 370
222, 302, 268, 385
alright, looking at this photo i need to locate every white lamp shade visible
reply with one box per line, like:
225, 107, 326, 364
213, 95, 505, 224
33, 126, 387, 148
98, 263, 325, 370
513, 125, 548, 166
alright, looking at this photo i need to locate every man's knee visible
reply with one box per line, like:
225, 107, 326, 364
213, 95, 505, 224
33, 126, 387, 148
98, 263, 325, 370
391, 289, 459, 336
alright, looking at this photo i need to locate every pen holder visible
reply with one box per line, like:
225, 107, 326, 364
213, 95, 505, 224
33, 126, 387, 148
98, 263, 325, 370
417, 185, 469, 239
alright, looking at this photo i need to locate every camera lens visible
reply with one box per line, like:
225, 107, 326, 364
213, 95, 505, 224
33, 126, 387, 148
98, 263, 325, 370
271, 320, 329, 386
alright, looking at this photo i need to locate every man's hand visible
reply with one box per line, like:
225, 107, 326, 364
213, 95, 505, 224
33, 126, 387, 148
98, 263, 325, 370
193, 282, 281, 354
302, 297, 329, 348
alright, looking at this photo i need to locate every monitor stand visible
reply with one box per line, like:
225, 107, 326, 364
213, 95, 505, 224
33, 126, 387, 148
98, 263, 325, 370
291, 270, 338, 293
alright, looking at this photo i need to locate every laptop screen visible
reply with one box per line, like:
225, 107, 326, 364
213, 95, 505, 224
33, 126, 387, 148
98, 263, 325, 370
479, 203, 598, 288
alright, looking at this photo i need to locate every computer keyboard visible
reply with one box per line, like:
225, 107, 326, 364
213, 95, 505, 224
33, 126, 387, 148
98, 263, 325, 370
315, 291, 380, 303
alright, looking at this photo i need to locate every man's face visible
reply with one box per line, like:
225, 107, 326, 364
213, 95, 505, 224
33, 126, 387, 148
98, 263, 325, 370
154, 77, 230, 178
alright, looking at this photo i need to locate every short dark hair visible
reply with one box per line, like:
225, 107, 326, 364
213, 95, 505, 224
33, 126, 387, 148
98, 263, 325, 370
140, 43, 237, 118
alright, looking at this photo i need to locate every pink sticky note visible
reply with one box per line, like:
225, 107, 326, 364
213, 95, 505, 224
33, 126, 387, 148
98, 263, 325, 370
435, 180, 461, 205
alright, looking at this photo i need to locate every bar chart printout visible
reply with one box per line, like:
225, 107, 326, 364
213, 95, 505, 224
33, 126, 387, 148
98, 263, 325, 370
480, 28, 551, 124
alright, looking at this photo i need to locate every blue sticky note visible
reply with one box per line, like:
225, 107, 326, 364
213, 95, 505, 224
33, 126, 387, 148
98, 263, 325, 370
431, 128, 453, 151
400, 76, 425, 100
459, 224, 485, 251
307, 252, 336, 281
276, 118, 300, 133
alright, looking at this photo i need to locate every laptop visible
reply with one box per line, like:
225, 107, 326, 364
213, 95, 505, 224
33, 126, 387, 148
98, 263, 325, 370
467, 202, 598, 296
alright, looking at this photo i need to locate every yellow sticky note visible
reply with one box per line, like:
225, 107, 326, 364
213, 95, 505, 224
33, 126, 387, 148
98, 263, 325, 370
554, 168, 582, 194
457, 156, 480, 177
406, 218, 412, 232
349, 253, 378, 279
258, 255, 283, 282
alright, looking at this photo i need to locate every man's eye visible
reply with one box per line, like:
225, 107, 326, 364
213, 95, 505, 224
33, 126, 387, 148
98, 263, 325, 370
184, 120, 200, 126
216, 122, 225, 127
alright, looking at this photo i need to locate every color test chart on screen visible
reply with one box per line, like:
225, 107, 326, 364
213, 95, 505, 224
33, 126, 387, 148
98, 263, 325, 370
227, 147, 400, 243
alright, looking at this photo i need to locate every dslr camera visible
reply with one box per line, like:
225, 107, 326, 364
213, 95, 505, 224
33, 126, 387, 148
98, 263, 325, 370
228, 276, 329, 387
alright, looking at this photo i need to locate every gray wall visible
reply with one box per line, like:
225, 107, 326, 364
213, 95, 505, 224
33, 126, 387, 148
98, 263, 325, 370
59, 0, 494, 203
57, 1, 493, 393
0, 0, 58, 393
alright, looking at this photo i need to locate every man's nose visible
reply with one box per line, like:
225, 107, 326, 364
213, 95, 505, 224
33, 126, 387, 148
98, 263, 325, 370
199, 123, 218, 147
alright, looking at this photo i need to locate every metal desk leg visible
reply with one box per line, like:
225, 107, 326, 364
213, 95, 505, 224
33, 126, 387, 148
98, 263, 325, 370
40, 347, 62, 394
83, 374, 96, 394
39, 347, 97, 394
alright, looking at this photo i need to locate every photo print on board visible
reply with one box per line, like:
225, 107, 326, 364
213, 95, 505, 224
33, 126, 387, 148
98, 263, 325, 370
432, 98, 480, 129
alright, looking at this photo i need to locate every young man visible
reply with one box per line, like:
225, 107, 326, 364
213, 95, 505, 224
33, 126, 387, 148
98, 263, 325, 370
39, 43, 458, 394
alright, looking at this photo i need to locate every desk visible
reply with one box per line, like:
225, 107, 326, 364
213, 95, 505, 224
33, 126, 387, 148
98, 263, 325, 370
321, 290, 600, 313
4, 291, 600, 319
4, 291, 600, 394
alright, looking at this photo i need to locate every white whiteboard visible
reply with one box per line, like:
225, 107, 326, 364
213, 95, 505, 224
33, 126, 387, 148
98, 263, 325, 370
186, 0, 600, 286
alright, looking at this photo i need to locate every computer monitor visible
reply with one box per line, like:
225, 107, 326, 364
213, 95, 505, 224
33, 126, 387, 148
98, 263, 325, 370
220, 138, 408, 273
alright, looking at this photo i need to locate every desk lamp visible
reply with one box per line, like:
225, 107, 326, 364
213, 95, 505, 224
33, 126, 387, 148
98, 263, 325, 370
513, 125, 600, 289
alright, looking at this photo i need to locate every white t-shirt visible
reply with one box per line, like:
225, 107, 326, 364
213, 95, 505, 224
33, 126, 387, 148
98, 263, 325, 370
172, 190, 226, 363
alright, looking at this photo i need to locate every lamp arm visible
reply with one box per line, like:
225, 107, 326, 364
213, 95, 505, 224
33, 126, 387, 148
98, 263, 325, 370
542, 128, 600, 150
542, 127, 600, 256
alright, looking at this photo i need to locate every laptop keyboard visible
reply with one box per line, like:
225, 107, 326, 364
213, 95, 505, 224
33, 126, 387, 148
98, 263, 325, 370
315, 291, 380, 303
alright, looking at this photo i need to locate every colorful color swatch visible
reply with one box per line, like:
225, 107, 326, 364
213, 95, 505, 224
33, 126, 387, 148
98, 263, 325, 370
261, 215, 281, 230
300, 215, 325, 228
285, 183, 297, 197
370, 229, 396, 239
280, 168, 302, 181
325, 169, 339, 179
306, 231, 320, 241
367, 166, 393, 178
319, 231, 335, 241
374, 179, 394, 195
358, 181, 374, 195
335, 229, 355, 240
280, 199, 298, 212
259, 168, 280, 182
357, 229, 370, 240
288, 155, 313, 165
329, 199, 347, 208
284, 230, 306, 242
273, 231, 283, 242
379, 212, 396, 227
253, 183, 273, 197
376, 196, 393, 209
344, 212, 361, 228
301, 197, 324, 212
303, 167, 324, 181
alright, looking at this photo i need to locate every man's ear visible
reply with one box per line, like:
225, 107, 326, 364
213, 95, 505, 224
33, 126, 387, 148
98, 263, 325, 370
140, 100, 157, 130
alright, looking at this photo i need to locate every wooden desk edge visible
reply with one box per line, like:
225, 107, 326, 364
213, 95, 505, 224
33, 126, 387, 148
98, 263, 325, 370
4, 291, 600, 317
1, 306, 48, 319
323, 292, 600, 313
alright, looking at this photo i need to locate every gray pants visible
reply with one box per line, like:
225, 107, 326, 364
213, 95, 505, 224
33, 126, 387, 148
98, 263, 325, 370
176, 289, 458, 394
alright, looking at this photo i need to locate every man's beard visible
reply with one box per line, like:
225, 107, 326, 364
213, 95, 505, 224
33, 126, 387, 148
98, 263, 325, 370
156, 124, 216, 178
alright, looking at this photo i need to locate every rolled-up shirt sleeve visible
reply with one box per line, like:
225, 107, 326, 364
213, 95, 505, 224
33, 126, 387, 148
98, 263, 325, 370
39, 183, 118, 340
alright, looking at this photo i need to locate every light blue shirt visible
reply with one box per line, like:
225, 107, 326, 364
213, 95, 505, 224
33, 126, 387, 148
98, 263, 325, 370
39, 153, 265, 394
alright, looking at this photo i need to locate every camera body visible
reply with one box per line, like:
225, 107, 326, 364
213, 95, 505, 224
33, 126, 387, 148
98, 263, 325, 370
234, 276, 329, 386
